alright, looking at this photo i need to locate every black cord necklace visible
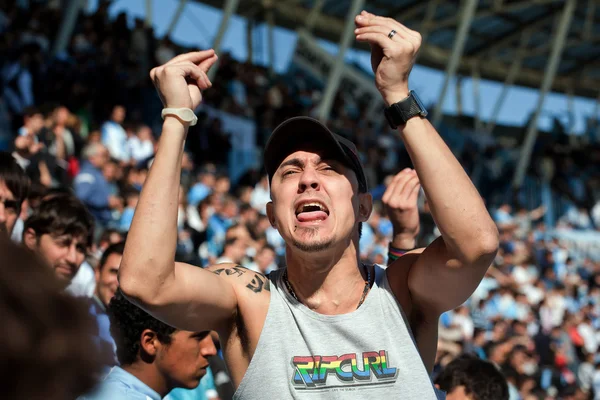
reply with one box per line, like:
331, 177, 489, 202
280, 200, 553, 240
283, 264, 372, 309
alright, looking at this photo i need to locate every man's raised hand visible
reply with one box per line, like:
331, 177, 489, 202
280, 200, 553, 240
382, 169, 421, 247
149, 49, 218, 111
354, 10, 421, 106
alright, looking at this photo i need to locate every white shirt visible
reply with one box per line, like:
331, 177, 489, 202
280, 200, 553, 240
101, 121, 129, 162
128, 136, 154, 163
65, 261, 96, 298
250, 184, 270, 215
578, 323, 599, 355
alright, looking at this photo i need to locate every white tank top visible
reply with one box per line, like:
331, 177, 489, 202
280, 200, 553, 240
233, 265, 446, 399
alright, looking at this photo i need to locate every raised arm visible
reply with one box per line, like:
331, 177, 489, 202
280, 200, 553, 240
356, 12, 499, 316
118, 50, 241, 333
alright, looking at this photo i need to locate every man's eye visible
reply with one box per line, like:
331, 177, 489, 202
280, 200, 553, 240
3, 200, 17, 211
283, 170, 296, 176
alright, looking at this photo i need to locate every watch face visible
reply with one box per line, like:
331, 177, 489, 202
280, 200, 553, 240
180, 109, 195, 120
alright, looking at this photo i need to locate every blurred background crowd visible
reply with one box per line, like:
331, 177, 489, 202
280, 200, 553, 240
1, 1, 600, 400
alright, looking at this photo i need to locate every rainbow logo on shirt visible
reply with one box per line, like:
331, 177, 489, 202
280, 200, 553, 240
291, 350, 398, 389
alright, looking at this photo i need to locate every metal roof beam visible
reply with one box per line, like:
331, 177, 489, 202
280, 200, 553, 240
391, 0, 427, 22
317, 0, 365, 121
564, 51, 600, 74
435, 0, 563, 30
486, 29, 531, 134
466, 3, 564, 56
432, 0, 479, 127
145, 0, 153, 27
305, 0, 327, 32
52, 0, 85, 56
513, 0, 576, 188
208, 0, 240, 80
166, 0, 188, 37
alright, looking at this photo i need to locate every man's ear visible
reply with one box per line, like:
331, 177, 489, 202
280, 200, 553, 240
139, 329, 159, 358
23, 228, 38, 250
358, 192, 373, 222
266, 201, 276, 228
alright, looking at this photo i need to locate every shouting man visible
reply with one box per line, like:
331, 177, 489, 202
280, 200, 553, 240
119, 11, 498, 399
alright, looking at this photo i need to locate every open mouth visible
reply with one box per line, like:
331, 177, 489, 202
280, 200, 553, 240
295, 201, 330, 222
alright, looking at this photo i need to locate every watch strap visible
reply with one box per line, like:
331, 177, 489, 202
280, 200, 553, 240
384, 91, 427, 129
161, 108, 198, 126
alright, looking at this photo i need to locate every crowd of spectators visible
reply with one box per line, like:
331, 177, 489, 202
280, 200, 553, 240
1, 1, 600, 400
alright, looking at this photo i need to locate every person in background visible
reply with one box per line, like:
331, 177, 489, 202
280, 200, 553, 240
215, 237, 246, 265
246, 244, 276, 275
119, 189, 140, 232
128, 123, 155, 165
250, 174, 270, 215
0, 151, 29, 238
18, 106, 44, 142
40, 105, 76, 162
87, 241, 126, 368
74, 143, 120, 229
434, 354, 509, 400
22, 195, 94, 288
0, 237, 101, 400
101, 105, 129, 163
188, 167, 216, 207
79, 290, 217, 400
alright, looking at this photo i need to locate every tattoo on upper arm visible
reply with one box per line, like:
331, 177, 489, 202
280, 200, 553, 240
210, 265, 270, 293
211, 265, 247, 277
246, 273, 270, 293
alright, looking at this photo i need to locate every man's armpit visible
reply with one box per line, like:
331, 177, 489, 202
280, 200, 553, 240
205, 264, 270, 294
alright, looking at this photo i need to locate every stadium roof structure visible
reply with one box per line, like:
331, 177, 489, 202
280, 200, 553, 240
184, 0, 596, 187
193, 0, 599, 99
55, 0, 597, 187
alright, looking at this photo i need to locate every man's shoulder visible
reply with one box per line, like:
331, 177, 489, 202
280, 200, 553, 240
79, 368, 158, 400
78, 378, 144, 400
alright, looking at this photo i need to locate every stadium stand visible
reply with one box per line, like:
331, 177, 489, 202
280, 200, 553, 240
0, 1, 599, 400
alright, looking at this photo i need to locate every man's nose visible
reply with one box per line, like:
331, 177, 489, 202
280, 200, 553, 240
298, 169, 320, 192
201, 336, 218, 357
65, 244, 78, 264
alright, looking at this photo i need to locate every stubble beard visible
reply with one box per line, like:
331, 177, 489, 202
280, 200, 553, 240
291, 226, 334, 253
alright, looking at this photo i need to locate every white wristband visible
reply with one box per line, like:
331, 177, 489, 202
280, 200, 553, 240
161, 108, 198, 126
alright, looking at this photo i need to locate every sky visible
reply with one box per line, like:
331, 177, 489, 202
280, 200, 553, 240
87, 0, 599, 134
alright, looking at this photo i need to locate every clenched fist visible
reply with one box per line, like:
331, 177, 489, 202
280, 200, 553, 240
354, 11, 421, 106
382, 169, 421, 243
150, 49, 218, 110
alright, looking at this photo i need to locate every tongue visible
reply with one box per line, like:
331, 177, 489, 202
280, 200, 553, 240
297, 211, 328, 222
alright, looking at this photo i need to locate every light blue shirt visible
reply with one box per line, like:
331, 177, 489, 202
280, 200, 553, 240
78, 366, 161, 400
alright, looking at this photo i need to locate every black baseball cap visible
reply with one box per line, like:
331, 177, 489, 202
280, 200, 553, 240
263, 116, 368, 193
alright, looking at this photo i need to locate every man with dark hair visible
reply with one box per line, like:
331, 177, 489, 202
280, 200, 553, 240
23, 195, 94, 287
435, 354, 509, 400
121, 11, 498, 398
88, 241, 126, 367
0, 151, 29, 237
79, 290, 217, 399
0, 237, 101, 400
